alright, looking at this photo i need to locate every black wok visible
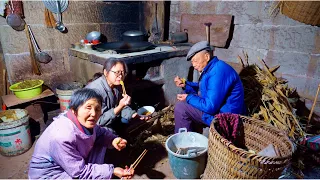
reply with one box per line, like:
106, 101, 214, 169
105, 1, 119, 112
92, 41, 155, 53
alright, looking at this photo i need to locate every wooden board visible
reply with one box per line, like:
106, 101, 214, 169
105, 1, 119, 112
2, 89, 54, 108
180, 14, 232, 47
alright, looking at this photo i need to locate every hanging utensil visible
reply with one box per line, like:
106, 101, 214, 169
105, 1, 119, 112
24, 24, 41, 75
6, 0, 25, 31
55, 0, 66, 32
27, 25, 52, 64
43, 0, 68, 14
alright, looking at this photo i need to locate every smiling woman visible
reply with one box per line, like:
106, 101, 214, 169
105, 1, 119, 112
28, 88, 134, 179
68, 89, 102, 130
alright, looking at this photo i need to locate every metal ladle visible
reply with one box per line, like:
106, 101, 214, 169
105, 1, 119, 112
27, 25, 52, 64
55, 0, 66, 32
6, 0, 25, 31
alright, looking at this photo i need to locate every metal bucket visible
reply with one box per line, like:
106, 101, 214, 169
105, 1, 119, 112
165, 128, 208, 179
0, 109, 32, 157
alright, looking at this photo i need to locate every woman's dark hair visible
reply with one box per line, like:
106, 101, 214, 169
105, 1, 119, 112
69, 88, 103, 112
103, 58, 128, 76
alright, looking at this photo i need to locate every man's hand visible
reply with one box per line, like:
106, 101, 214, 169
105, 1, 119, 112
113, 166, 134, 179
174, 76, 186, 88
177, 94, 188, 101
112, 137, 127, 151
132, 113, 151, 121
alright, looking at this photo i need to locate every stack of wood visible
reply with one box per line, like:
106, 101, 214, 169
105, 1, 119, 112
238, 52, 305, 141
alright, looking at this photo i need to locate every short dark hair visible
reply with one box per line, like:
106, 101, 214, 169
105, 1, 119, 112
69, 88, 103, 112
103, 58, 128, 75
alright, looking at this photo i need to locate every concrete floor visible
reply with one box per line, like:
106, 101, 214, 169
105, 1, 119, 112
0, 143, 34, 179
0, 142, 175, 179
1, 106, 319, 179
0, 113, 175, 179
2, 141, 320, 179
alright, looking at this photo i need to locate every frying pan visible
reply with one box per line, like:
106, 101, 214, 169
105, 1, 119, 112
92, 41, 155, 53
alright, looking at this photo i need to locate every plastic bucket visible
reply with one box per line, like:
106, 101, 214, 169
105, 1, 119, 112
165, 128, 208, 179
56, 82, 83, 112
0, 109, 32, 157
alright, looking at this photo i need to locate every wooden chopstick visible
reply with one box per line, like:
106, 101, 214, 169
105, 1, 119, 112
132, 149, 147, 169
130, 149, 147, 169
121, 149, 147, 180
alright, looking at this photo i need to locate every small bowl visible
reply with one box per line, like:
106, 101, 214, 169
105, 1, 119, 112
137, 106, 155, 117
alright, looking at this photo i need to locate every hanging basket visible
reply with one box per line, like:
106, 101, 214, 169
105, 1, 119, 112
280, 1, 320, 26
203, 116, 295, 179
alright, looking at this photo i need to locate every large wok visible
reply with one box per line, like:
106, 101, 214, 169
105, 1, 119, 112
92, 41, 155, 53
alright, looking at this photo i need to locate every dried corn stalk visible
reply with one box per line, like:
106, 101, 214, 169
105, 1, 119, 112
238, 53, 305, 140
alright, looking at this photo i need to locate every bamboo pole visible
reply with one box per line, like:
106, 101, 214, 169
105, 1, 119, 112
307, 84, 320, 129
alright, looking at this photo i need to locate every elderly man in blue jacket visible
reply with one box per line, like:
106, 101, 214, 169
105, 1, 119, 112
174, 41, 246, 133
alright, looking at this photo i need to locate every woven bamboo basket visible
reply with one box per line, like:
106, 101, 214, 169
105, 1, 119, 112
280, 1, 320, 26
203, 116, 294, 179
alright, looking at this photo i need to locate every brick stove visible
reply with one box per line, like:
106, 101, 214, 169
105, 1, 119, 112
68, 45, 194, 110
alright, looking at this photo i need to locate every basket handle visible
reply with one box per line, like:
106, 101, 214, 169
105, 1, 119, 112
178, 128, 187, 133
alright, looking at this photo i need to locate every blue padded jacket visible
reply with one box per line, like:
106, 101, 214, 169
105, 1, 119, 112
185, 56, 246, 126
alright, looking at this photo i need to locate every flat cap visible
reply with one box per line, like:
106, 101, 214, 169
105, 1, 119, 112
186, 41, 211, 61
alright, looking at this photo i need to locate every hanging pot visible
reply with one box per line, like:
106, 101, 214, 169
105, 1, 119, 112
122, 30, 146, 42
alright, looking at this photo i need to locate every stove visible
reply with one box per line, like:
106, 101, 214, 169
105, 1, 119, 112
69, 44, 192, 108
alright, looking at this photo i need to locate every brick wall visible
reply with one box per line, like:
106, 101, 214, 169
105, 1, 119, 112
169, 1, 320, 100
0, 1, 143, 90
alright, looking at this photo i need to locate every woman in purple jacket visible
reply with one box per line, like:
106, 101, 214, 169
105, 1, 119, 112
28, 88, 134, 179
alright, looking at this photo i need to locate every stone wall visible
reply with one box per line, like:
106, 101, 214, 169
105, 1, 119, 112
0, 1, 143, 90
169, 1, 320, 101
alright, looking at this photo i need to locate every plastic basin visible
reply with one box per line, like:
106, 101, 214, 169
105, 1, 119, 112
9, 80, 44, 99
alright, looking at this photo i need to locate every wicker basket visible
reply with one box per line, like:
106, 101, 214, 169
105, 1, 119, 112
280, 1, 320, 26
203, 116, 294, 179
